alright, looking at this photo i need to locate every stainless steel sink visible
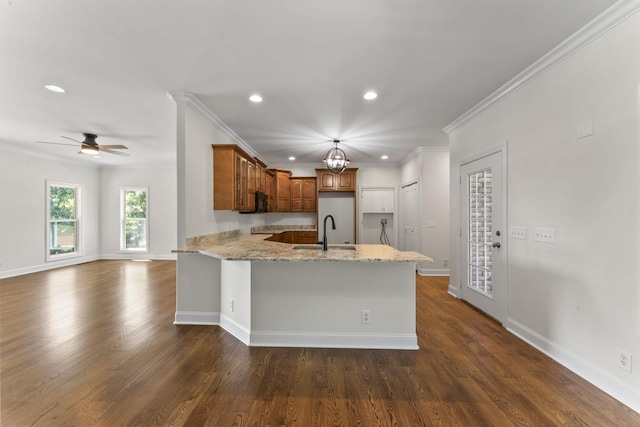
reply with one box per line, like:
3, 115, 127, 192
292, 244, 356, 251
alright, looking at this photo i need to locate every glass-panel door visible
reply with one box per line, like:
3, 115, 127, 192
461, 150, 505, 323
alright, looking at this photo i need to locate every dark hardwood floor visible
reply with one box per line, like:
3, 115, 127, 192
1, 260, 637, 426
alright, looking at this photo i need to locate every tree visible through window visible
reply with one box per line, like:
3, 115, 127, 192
122, 188, 148, 251
48, 183, 80, 258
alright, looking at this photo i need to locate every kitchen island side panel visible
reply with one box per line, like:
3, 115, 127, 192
174, 253, 221, 324
249, 261, 417, 349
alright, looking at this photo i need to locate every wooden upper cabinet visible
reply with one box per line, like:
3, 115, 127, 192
269, 169, 291, 212
213, 144, 256, 211
265, 170, 275, 212
246, 159, 256, 212
290, 177, 317, 212
254, 157, 267, 193
316, 168, 358, 192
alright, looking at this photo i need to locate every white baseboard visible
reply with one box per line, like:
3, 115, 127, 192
447, 283, 460, 298
248, 331, 419, 350
417, 267, 450, 276
100, 253, 177, 260
219, 315, 251, 345
506, 318, 640, 414
174, 311, 219, 325
0, 254, 177, 279
0, 255, 100, 279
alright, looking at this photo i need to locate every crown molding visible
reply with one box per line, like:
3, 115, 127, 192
167, 91, 260, 160
400, 146, 449, 166
443, 0, 640, 134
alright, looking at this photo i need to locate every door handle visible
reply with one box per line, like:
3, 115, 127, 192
492, 242, 501, 248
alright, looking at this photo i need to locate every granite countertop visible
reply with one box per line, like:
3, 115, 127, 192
174, 230, 432, 263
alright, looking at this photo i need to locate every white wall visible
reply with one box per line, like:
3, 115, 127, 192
447, 11, 639, 410
100, 164, 177, 259
0, 148, 100, 278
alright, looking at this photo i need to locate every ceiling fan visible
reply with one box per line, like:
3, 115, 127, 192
37, 133, 130, 156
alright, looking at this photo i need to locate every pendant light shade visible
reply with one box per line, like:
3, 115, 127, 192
323, 140, 351, 174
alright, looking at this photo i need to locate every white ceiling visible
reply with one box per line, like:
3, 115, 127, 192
0, 0, 618, 167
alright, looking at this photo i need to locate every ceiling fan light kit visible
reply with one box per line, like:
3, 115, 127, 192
323, 139, 350, 174
80, 145, 99, 154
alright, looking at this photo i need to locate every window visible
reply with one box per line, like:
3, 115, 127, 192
121, 188, 148, 252
47, 181, 81, 260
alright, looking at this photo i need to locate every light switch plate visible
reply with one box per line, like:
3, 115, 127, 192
534, 228, 556, 244
509, 226, 527, 240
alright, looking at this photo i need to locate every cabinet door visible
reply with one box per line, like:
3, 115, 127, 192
361, 189, 376, 212
337, 171, 355, 191
276, 172, 291, 212
246, 161, 256, 211
266, 172, 275, 212
302, 179, 317, 211
318, 171, 336, 191
296, 231, 318, 244
290, 179, 303, 212
234, 153, 246, 210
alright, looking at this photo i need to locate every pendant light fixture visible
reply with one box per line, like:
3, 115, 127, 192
323, 139, 351, 174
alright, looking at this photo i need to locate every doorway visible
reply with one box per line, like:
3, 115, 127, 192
460, 148, 506, 323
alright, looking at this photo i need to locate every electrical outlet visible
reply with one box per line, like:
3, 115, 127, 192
617, 348, 632, 372
509, 226, 527, 240
443, 258, 449, 267
534, 228, 556, 244
229, 299, 235, 312
381, 219, 387, 225
361, 309, 371, 324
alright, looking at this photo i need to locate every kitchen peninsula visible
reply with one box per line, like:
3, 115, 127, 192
174, 228, 432, 350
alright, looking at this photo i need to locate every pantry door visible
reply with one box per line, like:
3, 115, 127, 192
460, 150, 506, 323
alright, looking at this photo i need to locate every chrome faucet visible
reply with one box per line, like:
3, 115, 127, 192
322, 214, 336, 251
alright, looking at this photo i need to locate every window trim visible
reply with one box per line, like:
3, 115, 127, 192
46, 180, 82, 262
120, 187, 149, 253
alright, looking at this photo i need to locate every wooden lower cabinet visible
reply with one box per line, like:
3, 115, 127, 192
265, 230, 318, 244
295, 230, 318, 244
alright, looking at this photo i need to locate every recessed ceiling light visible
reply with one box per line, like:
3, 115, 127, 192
249, 94, 263, 103
45, 84, 65, 93
288, 156, 295, 161
363, 91, 377, 100
381, 155, 389, 160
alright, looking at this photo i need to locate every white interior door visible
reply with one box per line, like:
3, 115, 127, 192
460, 150, 506, 323
400, 181, 420, 253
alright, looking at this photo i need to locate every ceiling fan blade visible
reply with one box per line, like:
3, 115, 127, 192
97, 144, 128, 149
100, 147, 130, 156
36, 141, 78, 147
60, 135, 83, 144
